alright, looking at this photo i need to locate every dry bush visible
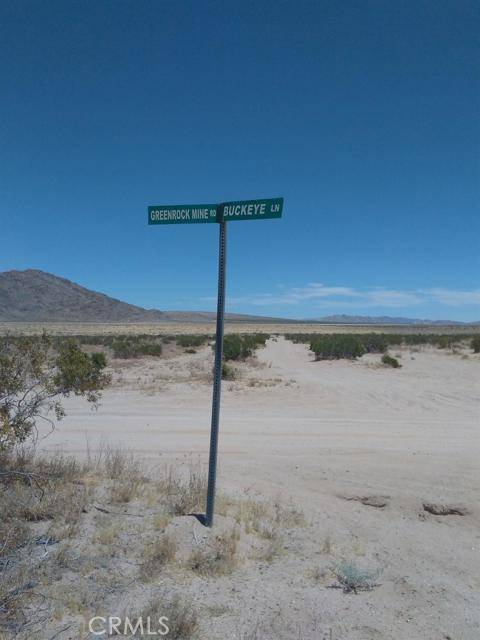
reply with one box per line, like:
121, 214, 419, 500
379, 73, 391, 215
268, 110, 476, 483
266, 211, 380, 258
0, 560, 38, 635
128, 594, 199, 640
232, 497, 305, 537
139, 535, 177, 582
0, 516, 29, 558
321, 534, 334, 555
233, 498, 270, 533
272, 501, 306, 528
188, 530, 238, 576
102, 445, 138, 480
93, 519, 120, 546
256, 534, 284, 563
108, 478, 144, 504
309, 565, 330, 583
152, 511, 172, 530
158, 466, 207, 516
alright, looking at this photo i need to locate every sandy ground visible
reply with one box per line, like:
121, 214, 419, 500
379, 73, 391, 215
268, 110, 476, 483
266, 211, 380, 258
38, 337, 480, 639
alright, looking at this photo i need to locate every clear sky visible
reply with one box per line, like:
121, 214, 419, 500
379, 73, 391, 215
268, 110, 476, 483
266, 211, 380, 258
1, 1, 479, 321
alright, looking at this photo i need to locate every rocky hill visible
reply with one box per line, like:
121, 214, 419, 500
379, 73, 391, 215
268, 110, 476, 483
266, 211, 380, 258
0, 270, 286, 323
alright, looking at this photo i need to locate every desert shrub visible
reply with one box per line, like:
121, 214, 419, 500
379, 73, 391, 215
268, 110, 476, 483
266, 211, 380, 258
220, 334, 268, 361
176, 335, 210, 348
131, 594, 198, 640
221, 362, 236, 380
188, 530, 238, 576
360, 333, 389, 353
159, 467, 207, 516
140, 535, 177, 581
471, 336, 480, 353
435, 335, 459, 349
90, 351, 108, 368
112, 338, 162, 359
138, 343, 162, 357
334, 561, 379, 593
0, 334, 110, 451
381, 353, 401, 368
222, 335, 244, 361
310, 335, 365, 360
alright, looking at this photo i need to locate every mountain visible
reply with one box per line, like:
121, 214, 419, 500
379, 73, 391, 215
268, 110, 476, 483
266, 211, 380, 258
311, 314, 464, 325
0, 270, 287, 323
0, 270, 473, 325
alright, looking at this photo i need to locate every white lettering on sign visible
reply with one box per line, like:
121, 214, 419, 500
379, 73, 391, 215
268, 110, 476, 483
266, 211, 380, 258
191, 208, 210, 220
150, 209, 192, 222
223, 203, 266, 217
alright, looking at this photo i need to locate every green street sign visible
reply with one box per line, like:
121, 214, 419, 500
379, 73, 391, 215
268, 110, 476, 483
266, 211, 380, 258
148, 204, 217, 225
145, 194, 283, 527
148, 197, 283, 225
219, 197, 283, 222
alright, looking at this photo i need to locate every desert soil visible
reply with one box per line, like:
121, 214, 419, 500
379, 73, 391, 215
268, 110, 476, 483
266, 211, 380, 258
39, 337, 480, 639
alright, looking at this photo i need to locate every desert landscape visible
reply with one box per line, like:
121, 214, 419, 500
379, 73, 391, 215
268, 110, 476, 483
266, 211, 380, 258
2, 328, 478, 639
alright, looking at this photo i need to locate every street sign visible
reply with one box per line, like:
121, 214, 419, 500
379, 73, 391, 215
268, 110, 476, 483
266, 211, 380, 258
148, 197, 284, 225
148, 204, 217, 225
147, 196, 283, 527
219, 197, 283, 222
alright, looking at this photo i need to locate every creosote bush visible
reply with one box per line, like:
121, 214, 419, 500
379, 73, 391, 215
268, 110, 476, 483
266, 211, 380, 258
472, 336, 480, 353
112, 338, 162, 359
220, 334, 268, 361
0, 334, 110, 451
176, 335, 211, 348
310, 335, 365, 360
381, 353, 401, 368
284, 332, 478, 361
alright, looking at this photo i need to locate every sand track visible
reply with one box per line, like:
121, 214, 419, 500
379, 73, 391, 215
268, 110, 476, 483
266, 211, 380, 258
38, 336, 480, 638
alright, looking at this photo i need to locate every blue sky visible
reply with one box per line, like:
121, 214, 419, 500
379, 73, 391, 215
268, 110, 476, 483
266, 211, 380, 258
1, 1, 479, 321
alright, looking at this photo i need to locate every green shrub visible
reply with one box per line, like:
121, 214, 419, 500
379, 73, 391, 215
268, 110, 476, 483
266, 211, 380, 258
176, 335, 210, 348
381, 353, 401, 368
90, 352, 108, 369
138, 343, 162, 357
360, 333, 389, 353
310, 335, 365, 360
112, 339, 162, 359
0, 335, 110, 451
222, 335, 243, 361
471, 336, 480, 353
220, 334, 268, 361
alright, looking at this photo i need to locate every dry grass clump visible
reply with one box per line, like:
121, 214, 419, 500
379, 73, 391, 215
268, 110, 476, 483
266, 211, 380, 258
140, 535, 177, 582
152, 511, 172, 530
230, 496, 306, 537
257, 534, 284, 563
188, 529, 239, 576
108, 477, 145, 504
120, 594, 199, 639
158, 466, 207, 516
93, 519, 120, 547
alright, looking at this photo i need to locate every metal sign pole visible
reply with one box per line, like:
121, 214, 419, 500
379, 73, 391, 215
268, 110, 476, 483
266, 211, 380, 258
205, 216, 227, 527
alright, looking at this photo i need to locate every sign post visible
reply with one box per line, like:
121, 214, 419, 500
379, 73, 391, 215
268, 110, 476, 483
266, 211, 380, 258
148, 197, 283, 527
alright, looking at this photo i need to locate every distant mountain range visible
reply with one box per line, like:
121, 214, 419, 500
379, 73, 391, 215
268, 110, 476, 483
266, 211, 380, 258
0, 270, 476, 325
310, 314, 468, 325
